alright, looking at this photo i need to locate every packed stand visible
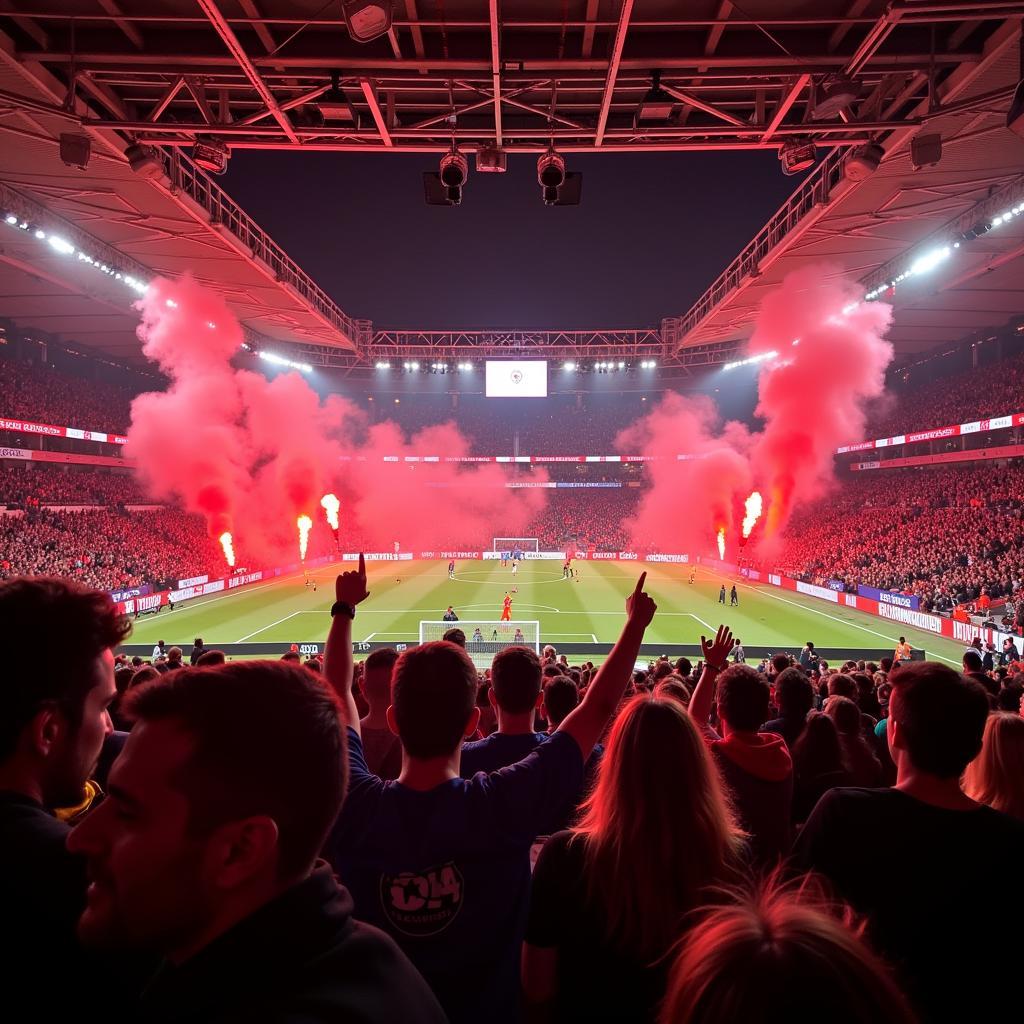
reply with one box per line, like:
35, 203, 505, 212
775, 464, 1024, 612
524, 487, 640, 550
863, 347, 1024, 440
4, 567, 1024, 1024
0, 357, 138, 436
0, 464, 149, 507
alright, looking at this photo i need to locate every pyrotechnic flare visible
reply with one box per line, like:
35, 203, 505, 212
297, 514, 313, 561
320, 493, 340, 531
219, 531, 235, 568
742, 491, 763, 539
717, 527, 726, 561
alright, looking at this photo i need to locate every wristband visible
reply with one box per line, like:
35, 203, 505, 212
330, 601, 356, 619
705, 662, 725, 672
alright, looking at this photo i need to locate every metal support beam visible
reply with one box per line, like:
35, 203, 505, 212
661, 83, 747, 127
489, 0, 502, 145
96, 0, 144, 50
594, 0, 634, 146
359, 78, 392, 146
195, 0, 299, 145
761, 73, 810, 143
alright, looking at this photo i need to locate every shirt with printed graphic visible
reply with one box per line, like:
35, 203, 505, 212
326, 727, 584, 1024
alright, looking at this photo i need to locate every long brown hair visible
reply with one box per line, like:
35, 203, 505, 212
963, 712, 1024, 820
573, 693, 744, 961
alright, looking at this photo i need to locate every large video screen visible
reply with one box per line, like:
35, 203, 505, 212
485, 360, 548, 398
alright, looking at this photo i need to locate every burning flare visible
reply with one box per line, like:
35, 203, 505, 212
297, 514, 313, 561
717, 527, 726, 561
742, 491, 763, 539
320, 493, 340, 531
219, 531, 235, 568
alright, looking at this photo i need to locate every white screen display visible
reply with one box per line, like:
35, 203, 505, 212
485, 360, 548, 398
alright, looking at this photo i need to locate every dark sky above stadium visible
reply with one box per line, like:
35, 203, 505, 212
223, 150, 798, 330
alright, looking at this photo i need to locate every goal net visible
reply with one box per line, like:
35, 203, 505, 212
493, 537, 539, 553
420, 620, 541, 666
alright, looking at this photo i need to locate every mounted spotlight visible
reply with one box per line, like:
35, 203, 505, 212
125, 142, 164, 179
342, 0, 392, 44
537, 149, 582, 206
844, 142, 884, 182
192, 136, 230, 175
779, 137, 817, 175
634, 71, 676, 129
59, 133, 91, 170
477, 145, 507, 173
424, 148, 468, 205
318, 72, 356, 122
811, 76, 859, 119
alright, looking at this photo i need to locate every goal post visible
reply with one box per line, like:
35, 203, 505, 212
419, 619, 541, 663
492, 537, 539, 552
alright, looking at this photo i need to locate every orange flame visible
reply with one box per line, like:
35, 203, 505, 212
297, 515, 313, 561
218, 531, 235, 568
717, 527, 725, 561
320, 493, 340, 530
742, 491, 763, 539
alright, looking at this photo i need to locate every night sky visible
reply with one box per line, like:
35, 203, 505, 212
222, 150, 799, 330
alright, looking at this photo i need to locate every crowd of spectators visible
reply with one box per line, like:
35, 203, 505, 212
777, 464, 1024, 611
863, 348, 1024, 440
525, 487, 640, 550
0, 465, 148, 507
0, 357, 138, 435
3, 570, 1022, 1024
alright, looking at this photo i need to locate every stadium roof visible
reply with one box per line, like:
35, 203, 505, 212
0, 3, 1021, 371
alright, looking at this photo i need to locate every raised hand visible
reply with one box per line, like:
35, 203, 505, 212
700, 624, 734, 669
335, 552, 370, 607
625, 571, 657, 628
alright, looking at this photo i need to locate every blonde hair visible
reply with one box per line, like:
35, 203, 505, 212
659, 875, 916, 1024
573, 693, 744, 961
963, 712, 1024, 820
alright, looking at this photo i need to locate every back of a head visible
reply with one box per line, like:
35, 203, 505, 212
793, 712, 845, 777
717, 665, 770, 732
770, 653, 790, 676
775, 667, 814, 719
674, 656, 692, 678
0, 577, 130, 762
490, 645, 542, 714
962, 649, 984, 674
825, 695, 862, 738
827, 672, 858, 700
167, 646, 182, 664
442, 627, 466, 649
655, 677, 692, 708
963, 712, 1024, 819
660, 879, 915, 1024
362, 646, 400, 706
890, 662, 990, 778
195, 649, 226, 667
127, 660, 345, 879
542, 675, 579, 728
392, 641, 478, 759
576, 694, 740, 959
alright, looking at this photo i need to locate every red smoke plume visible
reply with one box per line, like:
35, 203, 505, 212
126, 274, 547, 563
619, 266, 892, 556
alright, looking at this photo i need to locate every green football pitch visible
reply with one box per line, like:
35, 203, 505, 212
123, 559, 967, 667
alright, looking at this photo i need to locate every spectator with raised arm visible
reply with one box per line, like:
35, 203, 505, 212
322, 555, 657, 1024
522, 632, 742, 1023
688, 628, 794, 865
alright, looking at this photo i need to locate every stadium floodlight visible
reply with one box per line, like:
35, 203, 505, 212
47, 235, 75, 256
908, 246, 951, 277
342, 0, 392, 43
4, 214, 17, 225
375, 361, 391, 369
410, 361, 420, 370
125, 142, 164, 179
617, 361, 626, 369
563, 360, 576, 371
723, 350, 778, 372
259, 351, 313, 373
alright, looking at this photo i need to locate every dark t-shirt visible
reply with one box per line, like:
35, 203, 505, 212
526, 830, 668, 1023
327, 727, 584, 1024
793, 787, 1024, 1023
359, 725, 403, 781
460, 732, 549, 776
0, 791, 91, 1010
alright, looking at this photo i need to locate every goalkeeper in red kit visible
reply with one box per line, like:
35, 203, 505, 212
500, 592, 512, 621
